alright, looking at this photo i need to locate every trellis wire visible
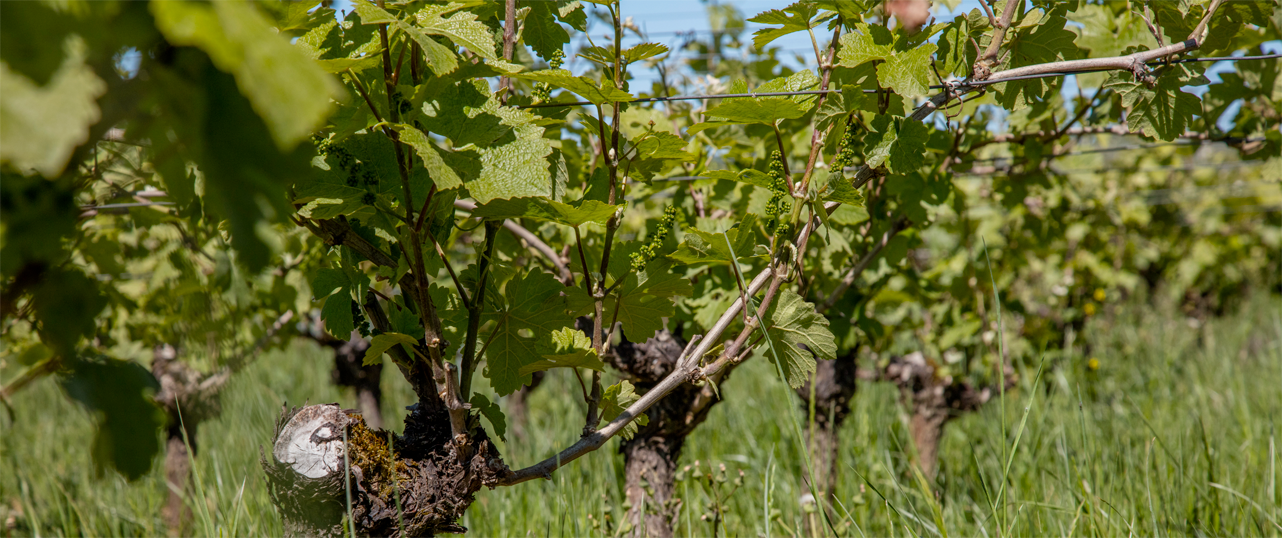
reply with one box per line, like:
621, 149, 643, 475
952, 159, 1267, 178
519, 53, 1282, 109
654, 158, 1273, 182
969, 137, 1267, 164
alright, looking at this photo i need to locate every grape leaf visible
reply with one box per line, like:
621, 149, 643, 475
1072, 5, 1146, 59
311, 268, 351, 299
413, 3, 498, 61
351, 0, 459, 76
152, 0, 344, 148
567, 258, 693, 341
760, 289, 836, 388
863, 114, 929, 173
390, 124, 464, 190
622, 43, 669, 63
469, 394, 508, 442
0, 38, 106, 178
1105, 62, 1207, 141
821, 170, 866, 205
153, 63, 313, 272
876, 44, 937, 100
670, 214, 763, 267
1220, 1, 1273, 27
701, 70, 821, 125
364, 332, 420, 365
482, 270, 574, 395
993, 8, 1081, 110
598, 380, 648, 440
814, 85, 866, 135
62, 357, 165, 481
518, 327, 606, 375
416, 80, 556, 202
515, 69, 634, 104
748, 2, 826, 50
523, 0, 570, 60
321, 292, 355, 339
703, 169, 774, 188
632, 131, 694, 161
836, 23, 937, 98
32, 268, 107, 355
0, 1, 75, 86
470, 197, 619, 227
704, 99, 808, 125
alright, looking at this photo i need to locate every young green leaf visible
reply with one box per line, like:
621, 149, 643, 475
364, 332, 420, 365
515, 69, 634, 104
598, 380, 649, 439
761, 289, 837, 388
1105, 63, 1207, 142
519, 327, 606, 376
748, 3, 826, 50
469, 394, 508, 442
670, 214, 763, 267
621, 43, 669, 63
469, 197, 619, 227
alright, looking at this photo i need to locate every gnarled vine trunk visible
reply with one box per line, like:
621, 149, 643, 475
885, 352, 993, 479
152, 345, 224, 536
609, 329, 721, 538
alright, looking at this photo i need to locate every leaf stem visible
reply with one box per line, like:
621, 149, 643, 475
573, 226, 594, 294
344, 70, 384, 124
460, 221, 500, 397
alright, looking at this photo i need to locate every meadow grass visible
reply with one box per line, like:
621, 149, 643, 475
1, 296, 1279, 537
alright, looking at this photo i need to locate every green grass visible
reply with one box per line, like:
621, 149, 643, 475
2, 296, 1280, 537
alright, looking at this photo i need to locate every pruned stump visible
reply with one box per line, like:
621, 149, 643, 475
263, 403, 509, 537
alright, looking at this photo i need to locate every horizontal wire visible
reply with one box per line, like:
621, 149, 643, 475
656, 159, 1271, 182
969, 137, 1266, 164
518, 53, 1282, 109
954, 159, 1266, 178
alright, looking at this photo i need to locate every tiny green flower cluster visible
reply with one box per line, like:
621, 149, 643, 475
764, 150, 791, 235
829, 117, 859, 172
631, 205, 680, 271
532, 49, 565, 103
317, 137, 380, 200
